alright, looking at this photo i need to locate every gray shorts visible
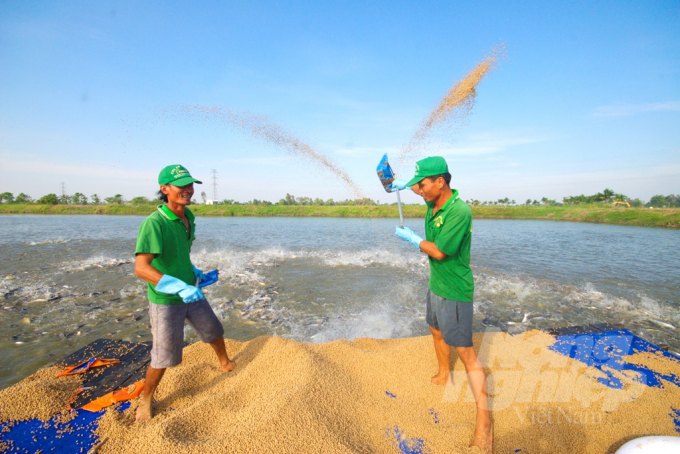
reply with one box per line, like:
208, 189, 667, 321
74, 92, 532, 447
148, 299, 225, 369
426, 290, 473, 348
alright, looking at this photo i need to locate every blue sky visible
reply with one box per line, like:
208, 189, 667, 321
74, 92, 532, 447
1, 0, 679, 204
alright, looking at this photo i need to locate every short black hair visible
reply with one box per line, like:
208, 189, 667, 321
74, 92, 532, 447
157, 189, 168, 203
427, 172, 451, 186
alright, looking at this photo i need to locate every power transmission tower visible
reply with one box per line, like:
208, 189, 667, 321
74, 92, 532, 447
211, 169, 218, 201
60, 182, 66, 197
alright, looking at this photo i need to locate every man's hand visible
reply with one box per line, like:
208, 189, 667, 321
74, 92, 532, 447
395, 226, 424, 249
134, 253, 163, 285
155, 275, 205, 303
192, 265, 206, 282
389, 179, 409, 192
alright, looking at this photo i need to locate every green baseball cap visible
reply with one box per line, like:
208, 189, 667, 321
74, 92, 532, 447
158, 165, 202, 186
405, 156, 449, 187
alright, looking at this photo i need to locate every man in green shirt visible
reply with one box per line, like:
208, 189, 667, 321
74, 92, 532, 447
134, 164, 236, 422
393, 156, 492, 452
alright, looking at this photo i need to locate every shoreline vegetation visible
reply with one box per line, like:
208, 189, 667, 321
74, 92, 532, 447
1, 203, 679, 229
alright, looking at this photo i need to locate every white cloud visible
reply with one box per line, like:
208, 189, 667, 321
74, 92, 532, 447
459, 162, 680, 200
333, 146, 398, 157
220, 156, 291, 165
1, 155, 153, 181
593, 101, 680, 117
434, 133, 548, 157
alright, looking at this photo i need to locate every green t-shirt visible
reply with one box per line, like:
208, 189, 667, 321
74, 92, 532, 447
425, 190, 474, 302
135, 205, 197, 305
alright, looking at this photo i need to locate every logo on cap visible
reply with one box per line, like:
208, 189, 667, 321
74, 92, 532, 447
171, 166, 188, 179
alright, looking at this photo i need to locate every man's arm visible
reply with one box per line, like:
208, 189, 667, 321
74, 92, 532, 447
419, 241, 447, 261
134, 253, 163, 285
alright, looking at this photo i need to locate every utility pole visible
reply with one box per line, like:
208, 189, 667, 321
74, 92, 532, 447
60, 182, 66, 197
211, 169, 218, 201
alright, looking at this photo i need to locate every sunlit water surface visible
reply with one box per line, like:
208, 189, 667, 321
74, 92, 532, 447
0, 215, 678, 389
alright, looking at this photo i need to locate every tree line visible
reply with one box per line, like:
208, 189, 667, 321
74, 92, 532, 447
0, 191, 394, 207
224, 193, 390, 206
465, 189, 680, 208
0, 192, 126, 205
1, 188, 679, 208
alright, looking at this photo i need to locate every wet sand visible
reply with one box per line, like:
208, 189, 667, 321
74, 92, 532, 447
1, 331, 679, 453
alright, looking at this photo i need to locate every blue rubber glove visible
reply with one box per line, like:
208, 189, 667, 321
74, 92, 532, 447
155, 274, 205, 303
192, 265, 205, 282
395, 226, 424, 249
389, 179, 409, 192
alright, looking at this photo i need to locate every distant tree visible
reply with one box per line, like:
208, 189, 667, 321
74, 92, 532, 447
629, 198, 643, 207
37, 193, 59, 205
647, 195, 667, 208
57, 194, 72, 204
200, 191, 207, 204
355, 198, 377, 206
0, 192, 14, 203
285, 193, 297, 205
525, 199, 532, 205
105, 194, 125, 204
90, 194, 101, 205
72, 192, 88, 204
603, 188, 615, 202
666, 194, 680, 208
130, 196, 152, 205
563, 194, 588, 205
532, 200, 540, 206
15, 193, 33, 203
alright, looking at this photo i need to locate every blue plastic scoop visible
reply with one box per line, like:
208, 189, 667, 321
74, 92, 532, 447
376, 153, 404, 227
198, 269, 219, 288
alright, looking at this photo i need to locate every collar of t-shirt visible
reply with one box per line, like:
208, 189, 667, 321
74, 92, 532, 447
426, 189, 460, 216
157, 204, 195, 223
157, 205, 195, 239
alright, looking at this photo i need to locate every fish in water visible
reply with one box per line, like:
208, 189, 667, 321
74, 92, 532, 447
506, 313, 532, 325
650, 319, 676, 330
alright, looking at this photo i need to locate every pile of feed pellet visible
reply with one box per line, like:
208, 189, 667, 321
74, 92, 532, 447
95, 331, 679, 454
0, 366, 81, 422
625, 350, 680, 376
2, 331, 679, 453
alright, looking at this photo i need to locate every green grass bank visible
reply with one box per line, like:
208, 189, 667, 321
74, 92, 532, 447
1, 204, 678, 229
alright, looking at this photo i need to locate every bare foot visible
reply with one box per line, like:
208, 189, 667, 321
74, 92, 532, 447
135, 398, 153, 423
470, 421, 493, 453
221, 360, 236, 372
431, 371, 452, 386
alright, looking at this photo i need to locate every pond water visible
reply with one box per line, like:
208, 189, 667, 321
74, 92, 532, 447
0, 215, 678, 389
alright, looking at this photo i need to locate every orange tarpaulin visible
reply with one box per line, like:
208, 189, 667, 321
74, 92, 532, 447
81, 380, 145, 412
56, 358, 121, 377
